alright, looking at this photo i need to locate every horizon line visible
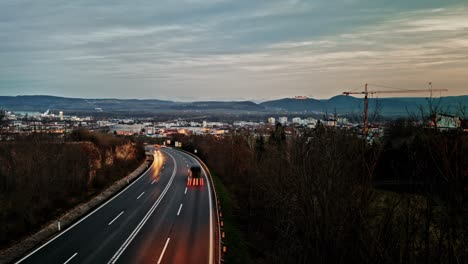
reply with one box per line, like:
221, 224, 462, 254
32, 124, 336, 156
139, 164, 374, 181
1, 93, 466, 103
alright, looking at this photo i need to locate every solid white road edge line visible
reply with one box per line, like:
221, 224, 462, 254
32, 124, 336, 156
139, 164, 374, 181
63, 252, 78, 264
157, 238, 171, 264
108, 211, 124, 226
15, 158, 155, 264
177, 204, 183, 216
107, 150, 177, 264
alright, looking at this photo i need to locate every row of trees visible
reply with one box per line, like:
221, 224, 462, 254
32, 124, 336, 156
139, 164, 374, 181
179, 123, 467, 263
0, 129, 145, 249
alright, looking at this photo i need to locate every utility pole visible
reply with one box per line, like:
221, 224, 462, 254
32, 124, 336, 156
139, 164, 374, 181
429, 82, 433, 98
363, 83, 369, 136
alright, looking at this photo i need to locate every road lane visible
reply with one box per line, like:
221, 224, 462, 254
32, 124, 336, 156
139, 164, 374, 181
16, 147, 217, 264
16, 148, 176, 264
116, 148, 213, 264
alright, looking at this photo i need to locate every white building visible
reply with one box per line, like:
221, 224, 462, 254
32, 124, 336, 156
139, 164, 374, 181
190, 121, 202, 127
189, 127, 206, 135
337, 117, 349, 126
12, 120, 23, 127
323, 119, 337, 127
267, 117, 276, 124
97, 120, 113, 127
110, 124, 143, 135
206, 122, 225, 127
292, 117, 301, 124
176, 120, 188, 126
145, 126, 155, 135
306, 117, 317, 125
6, 112, 16, 120
436, 114, 461, 130
278, 117, 288, 124
233, 121, 260, 127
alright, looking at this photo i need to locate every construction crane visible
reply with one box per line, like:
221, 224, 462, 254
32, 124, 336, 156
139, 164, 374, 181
343, 83, 448, 135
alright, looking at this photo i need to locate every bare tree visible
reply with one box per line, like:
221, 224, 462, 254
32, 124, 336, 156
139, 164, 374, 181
417, 91, 446, 129
369, 97, 383, 125
0, 109, 5, 126
456, 102, 467, 119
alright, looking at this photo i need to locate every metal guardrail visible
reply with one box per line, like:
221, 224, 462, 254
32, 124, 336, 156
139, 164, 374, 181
177, 148, 222, 264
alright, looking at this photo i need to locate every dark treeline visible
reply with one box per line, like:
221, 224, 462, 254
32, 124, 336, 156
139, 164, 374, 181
178, 123, 467, 264
0, 129, 145, 249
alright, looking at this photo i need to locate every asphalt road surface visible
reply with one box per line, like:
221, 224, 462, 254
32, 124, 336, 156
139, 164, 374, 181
16, 147, 215, 264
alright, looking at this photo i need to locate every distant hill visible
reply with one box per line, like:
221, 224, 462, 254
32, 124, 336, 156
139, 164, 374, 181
0, 95, 466, 116
0, 96, 265, 113
260, 98, 325, 112
261, 95, 468, 116
0, 96, 174, 112
171, 101, 264, 111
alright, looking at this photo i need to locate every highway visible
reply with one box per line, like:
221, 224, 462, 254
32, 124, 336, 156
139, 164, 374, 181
16, 147, 216, 264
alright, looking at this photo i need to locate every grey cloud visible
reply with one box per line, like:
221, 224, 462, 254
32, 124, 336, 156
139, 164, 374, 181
0, 0, 467, 100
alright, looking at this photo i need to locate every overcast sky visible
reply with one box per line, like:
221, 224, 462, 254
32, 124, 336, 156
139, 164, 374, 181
0, 0, 467, 101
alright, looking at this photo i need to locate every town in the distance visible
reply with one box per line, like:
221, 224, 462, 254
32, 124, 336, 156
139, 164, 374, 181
1, 94, 467, 144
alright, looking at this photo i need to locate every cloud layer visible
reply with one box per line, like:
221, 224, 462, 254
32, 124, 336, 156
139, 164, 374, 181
0, 0, 467, 100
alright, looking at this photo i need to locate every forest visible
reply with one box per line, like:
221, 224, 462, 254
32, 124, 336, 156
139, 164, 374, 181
177, 122, 467, 264
0, 130, 145, 249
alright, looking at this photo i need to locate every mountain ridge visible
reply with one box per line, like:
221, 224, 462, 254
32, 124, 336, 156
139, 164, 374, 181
0, 95, 466, 116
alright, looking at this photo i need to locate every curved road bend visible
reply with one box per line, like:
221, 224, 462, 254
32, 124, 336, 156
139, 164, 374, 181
16, 147, 215, 264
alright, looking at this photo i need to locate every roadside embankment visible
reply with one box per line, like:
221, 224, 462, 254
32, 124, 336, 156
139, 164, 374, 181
0, 131, 150, 263
0, 153, 152, 264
